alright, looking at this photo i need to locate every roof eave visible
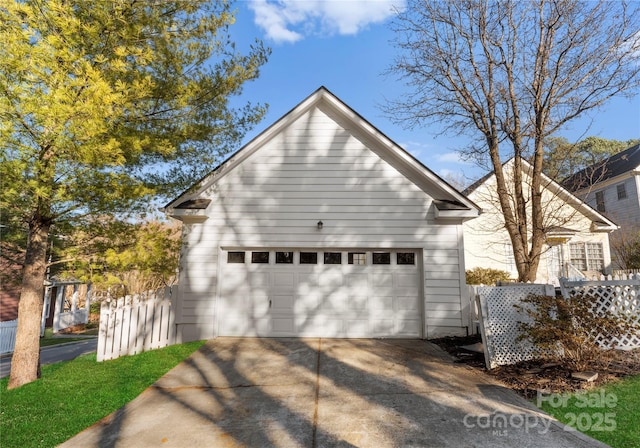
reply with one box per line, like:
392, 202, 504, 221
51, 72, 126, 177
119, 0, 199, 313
167, 209, 209, 223
591, 221, 619, 233
434, 207, 480, 222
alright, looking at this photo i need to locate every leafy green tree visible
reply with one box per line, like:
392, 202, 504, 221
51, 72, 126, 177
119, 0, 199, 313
543, 136, 640, 180
465, 267, 513, 286
59, 219, 181, 299
0, 0, 269, 389
387, 0, 640, 282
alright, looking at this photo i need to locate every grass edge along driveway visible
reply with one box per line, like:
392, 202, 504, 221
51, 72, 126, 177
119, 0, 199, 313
1, 341, 205, 448
537, 374, 640, 448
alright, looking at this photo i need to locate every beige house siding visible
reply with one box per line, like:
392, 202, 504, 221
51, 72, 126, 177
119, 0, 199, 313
464, 160, 615, 285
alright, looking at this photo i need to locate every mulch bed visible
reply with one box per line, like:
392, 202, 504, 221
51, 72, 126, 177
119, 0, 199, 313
430, 335, 640, 400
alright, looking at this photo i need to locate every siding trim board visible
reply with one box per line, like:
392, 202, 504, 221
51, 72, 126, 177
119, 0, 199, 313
168, 87, 479, 341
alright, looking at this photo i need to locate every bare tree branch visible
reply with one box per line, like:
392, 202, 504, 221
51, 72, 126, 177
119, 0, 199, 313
386, 0, 640, 281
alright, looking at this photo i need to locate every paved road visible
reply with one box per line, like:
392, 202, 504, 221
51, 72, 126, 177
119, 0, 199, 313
0, 339, 98, 379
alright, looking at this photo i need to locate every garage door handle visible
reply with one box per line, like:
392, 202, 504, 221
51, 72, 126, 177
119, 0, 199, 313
269, 299, 272, 308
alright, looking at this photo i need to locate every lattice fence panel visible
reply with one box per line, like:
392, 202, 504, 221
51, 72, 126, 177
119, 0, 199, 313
476, 284, 555, 369
560, 274, 640, 350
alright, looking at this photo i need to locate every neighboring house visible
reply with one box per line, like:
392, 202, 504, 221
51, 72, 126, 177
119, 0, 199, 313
41, 279, 91, 334
463, 159, 618, 285
0, 242, 90, 332
0, 242, 22, 321
563, 143, 640, 234
164, 87, 480, 341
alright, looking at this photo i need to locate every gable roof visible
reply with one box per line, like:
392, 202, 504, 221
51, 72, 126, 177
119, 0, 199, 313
164, 86, 480, 220
562, 143, 640, 191
464, 157, 617, 232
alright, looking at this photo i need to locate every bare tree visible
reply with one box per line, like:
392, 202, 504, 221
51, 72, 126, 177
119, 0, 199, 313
387, 0, 640, 282
611, 228, 640, 270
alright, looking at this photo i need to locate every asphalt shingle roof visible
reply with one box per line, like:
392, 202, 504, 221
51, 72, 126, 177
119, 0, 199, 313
562, 143, 640, 191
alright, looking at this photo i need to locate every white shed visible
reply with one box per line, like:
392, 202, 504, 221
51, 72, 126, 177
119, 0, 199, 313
164, 87, 480, 341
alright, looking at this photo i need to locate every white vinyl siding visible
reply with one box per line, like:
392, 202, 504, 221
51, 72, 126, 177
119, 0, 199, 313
174, 106, 468, 340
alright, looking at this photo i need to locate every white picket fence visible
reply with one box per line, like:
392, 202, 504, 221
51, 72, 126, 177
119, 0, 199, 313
97, 287, 177, 362
0, 319, 18, 355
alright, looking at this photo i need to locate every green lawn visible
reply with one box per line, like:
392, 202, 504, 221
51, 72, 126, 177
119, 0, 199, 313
39, 337, 92, 347
538, 375, 640, 448
39, 328, 98, 347
1, 341, 205, 448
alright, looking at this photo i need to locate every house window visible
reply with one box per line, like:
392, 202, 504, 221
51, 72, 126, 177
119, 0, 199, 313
569, 243, 586, 271
617, 183, 627, 200
504, 243, 516, 273
569, 242, 604, 272
324, 252, 342, 264
276, 252, 293, 264
595, 191, 605, 212
372, 252, 391, 265
348, 252, 366, 265
227, 252, 245, 263
251, 252, 269, 263
397, 253, 415, 265
586, 243, 604, 271
300, 252, 317, 264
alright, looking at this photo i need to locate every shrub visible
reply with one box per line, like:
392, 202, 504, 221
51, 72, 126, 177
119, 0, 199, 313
516, 293, 639, 371
466, 267, 512, 285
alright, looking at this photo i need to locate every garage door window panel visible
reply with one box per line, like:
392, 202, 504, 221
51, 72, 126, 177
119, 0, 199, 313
373, 252, 391, 265
300, 252, 318, 264
397, 253, 415, 265
252, 252, 270, 263
348, 252, 366, 265
276, 251, 294, 264
324, 252, 342, 264
227, 252, 245, 263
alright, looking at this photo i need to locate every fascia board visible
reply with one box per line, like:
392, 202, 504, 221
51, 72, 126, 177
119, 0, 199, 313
434, 208, 480, 220
167, 208, 208, 223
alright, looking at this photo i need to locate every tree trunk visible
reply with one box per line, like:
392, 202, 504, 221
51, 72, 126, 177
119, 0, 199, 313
8, 218, 51, 389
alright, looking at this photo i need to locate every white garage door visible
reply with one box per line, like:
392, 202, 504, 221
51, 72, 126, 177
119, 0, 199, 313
218, 250, 422, 338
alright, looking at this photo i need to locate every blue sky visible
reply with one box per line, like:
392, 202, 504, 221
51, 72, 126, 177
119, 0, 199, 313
228, 0, 640, 185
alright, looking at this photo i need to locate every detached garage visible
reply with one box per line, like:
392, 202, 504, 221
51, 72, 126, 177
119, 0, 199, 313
164, 87, 480, 342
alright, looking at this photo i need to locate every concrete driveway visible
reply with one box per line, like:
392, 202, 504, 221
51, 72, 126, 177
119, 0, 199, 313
60, 338, 607, 447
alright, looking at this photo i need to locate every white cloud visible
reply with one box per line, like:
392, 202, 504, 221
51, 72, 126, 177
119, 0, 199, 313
248, 0, 405, 44
399, 140, 433, 158
438, 168, 458, 178
436, 151, 467, 164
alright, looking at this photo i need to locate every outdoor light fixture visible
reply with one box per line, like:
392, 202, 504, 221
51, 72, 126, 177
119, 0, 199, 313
317, 220, 323, 230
